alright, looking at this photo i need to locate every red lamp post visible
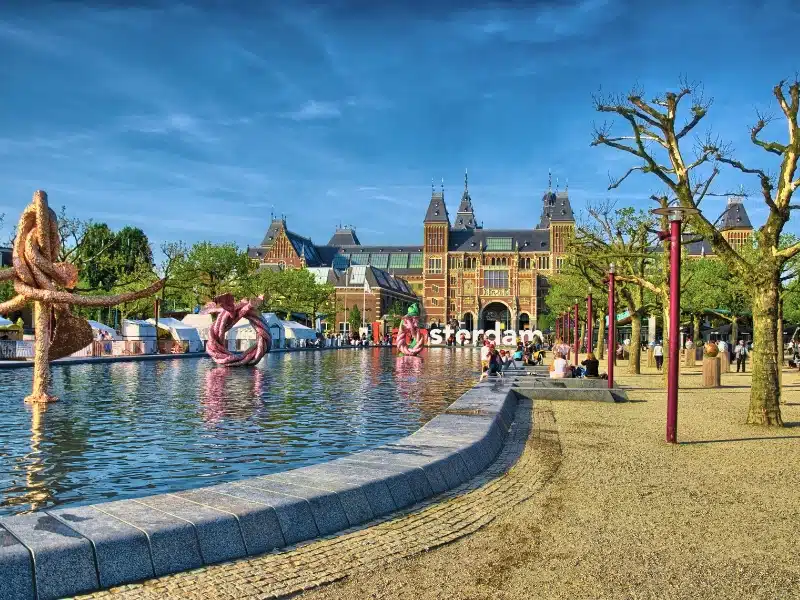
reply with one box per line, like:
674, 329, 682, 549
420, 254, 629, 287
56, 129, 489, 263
652, 203, 699, 444
556, 313, 561, 340
573, 300, 579, 366
586, 288, 593, 355
607, 264, 615, 389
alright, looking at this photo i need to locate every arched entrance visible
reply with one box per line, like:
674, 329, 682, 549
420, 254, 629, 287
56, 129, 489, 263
462, 312, 474, 332
518, 312, 530, 330
480, 302, 510, 332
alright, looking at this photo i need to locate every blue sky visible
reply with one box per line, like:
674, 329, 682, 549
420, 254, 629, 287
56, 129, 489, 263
1, 0, 798, 256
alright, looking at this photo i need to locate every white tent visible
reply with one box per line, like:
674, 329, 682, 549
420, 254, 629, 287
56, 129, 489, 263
122, 319, 158, 354
281, 319, 317, 341
181, 314, 212, 340
147, 318, 205, 353
228, 312, 284, 349
87, 320, 120, 340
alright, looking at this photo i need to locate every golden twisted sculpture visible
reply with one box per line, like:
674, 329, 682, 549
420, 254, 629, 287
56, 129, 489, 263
0, 191, 164, 403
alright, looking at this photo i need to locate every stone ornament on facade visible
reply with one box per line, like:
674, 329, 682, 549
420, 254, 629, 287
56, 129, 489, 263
0, 190, 164, 403
203, 293, 271, 366
396, 302, 424, 356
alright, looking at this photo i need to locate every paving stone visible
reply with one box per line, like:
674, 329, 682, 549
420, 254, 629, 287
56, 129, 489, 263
49, 505, 154, 588
0, 524, 35, 600
171, 489, 285, 555
241, 477, 350, 535
341, 454, 435, 502
294, 462, 409, 514
95, 500, 203, 576
357, 448, 450, 494
322, 461, 418, 510
0, 513, 99, 600
268, 470, 377, 526
135, 495, 247, 565
212, 483, 319, 545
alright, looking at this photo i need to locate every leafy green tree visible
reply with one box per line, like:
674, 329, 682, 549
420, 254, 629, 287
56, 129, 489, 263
170, 242, 252, 307
386, 300, 406, 328
348, 305, 362, 336
568, 202, 659, 373
592, 79, 800, 425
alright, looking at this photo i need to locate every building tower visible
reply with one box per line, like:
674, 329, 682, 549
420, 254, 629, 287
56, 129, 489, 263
719, 195, 754, 250
423, 180, 450, 325
537, 182, 575, 272
453, 169, 478, 230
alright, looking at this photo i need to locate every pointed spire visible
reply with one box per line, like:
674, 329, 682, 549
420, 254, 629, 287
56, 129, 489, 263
431, 178, 435, 195
548, 169, 552, 191
565, 178, 569, 192
464, 168, 469, 191
441, 177, 444, 194
556, 176, 560, 192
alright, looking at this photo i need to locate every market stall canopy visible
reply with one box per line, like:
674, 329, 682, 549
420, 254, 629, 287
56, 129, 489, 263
87, 320, 120, 340
229, 312, 284, 343
0, 316, 14, 327
146, 317, 204, 352
281, 319, 317, 340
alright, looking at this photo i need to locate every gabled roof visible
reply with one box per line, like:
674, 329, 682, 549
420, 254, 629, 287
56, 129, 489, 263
537, 190, 574, 228
327, 227, 361, 246
719, 196, 753, 230
257, 218, 323, 266
448, 229, 551, 253
424, 191, 450, 224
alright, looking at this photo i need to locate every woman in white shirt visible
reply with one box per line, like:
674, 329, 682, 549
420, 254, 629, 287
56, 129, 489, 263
550, 352, 569, 379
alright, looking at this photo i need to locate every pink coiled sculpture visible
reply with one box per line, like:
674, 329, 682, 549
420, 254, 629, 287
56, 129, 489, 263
0, 190, 164, 403
396, 303, 424, 356
203, 293, 271, 366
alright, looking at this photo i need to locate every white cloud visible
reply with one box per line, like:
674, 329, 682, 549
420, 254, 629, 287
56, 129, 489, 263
284, 100, 341, 121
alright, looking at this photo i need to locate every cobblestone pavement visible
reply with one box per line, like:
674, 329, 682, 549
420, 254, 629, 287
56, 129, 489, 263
77, 398, 561, 600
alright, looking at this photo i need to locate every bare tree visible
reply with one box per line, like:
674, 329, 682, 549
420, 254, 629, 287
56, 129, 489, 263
592, 78, 800, 426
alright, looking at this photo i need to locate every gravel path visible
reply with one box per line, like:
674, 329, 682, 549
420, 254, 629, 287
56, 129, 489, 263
301, 364, 800, 600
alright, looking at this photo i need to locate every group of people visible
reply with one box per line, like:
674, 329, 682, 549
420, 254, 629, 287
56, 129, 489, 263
549, 351, 601, 379
478, 340, 536, 381
651, 338, 751, 373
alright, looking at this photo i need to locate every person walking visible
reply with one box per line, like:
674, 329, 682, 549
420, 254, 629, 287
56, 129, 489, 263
653, 340, 664, 371
735, 340, 748, 373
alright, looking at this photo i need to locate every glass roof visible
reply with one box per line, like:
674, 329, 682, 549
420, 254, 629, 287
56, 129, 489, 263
389, 253, 409, 269
349, 265, 367, 285
485, 237, 513, 251
350, 253, 370, 265
408, 253, 423, 268
370, 253, 389, 268
332, 254, 349, 270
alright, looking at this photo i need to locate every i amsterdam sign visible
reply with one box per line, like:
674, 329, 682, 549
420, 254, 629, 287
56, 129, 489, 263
483, 289, 510, 297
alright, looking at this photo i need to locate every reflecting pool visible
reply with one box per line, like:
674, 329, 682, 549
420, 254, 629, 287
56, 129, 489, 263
0, 347, 480, 516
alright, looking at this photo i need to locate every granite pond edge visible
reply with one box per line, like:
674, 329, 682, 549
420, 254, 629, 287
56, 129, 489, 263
0, 378, 519, 600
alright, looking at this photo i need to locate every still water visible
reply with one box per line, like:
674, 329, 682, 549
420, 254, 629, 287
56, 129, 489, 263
0, 347, 479, 517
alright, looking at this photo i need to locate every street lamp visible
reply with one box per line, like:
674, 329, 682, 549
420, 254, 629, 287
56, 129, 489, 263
586, 286, 593, 356
606, 264, 615, 389
573, 298, 579, 366
651, 202, 700, 444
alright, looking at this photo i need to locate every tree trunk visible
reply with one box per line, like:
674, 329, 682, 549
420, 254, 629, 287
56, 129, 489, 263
580, 322, 586, 352
748, 279, 783, 425
732, 320, 739, 347
628, 313, 641, 374
777, 295, 784, 390
596, 312, 605, 360
693, 314, 701, 346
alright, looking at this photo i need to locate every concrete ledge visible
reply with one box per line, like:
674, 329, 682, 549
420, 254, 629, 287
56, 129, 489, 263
513, 382, 629, 403
0, 380, 518, 599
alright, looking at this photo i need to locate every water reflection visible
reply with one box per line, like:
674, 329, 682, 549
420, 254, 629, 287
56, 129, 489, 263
0, 348, 478, 516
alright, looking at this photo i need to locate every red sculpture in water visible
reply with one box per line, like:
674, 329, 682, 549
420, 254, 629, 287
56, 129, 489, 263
396, 303, 424, 356
203, 293, 271, 366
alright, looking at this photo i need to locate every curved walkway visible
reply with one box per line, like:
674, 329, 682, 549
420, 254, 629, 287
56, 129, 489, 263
80, 398, 562, 599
